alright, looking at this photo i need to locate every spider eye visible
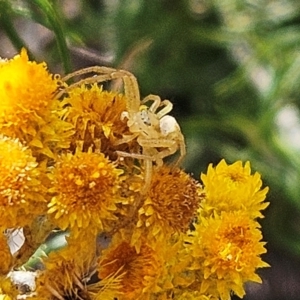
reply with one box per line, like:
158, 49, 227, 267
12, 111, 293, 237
140, 109, 151, 125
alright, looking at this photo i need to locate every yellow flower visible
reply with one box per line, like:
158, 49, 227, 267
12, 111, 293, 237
61, 84, 134, 157
0, 233, 13, 276
0, 49, 73, 160
173, 291, 218, 300
132, 165, 203, 251
0, 296, 12, 300
48, 149, 125, 234
0, 277, 17, 300
35, 233, 96, 300
0, 135, 47, 228
148, 232, 196, 298
200, 159, 269, 218
98, 237, 162, 300
186, 211, 269, 300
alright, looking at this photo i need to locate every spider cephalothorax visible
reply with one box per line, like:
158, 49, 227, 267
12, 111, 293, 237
56, 66, 186, 193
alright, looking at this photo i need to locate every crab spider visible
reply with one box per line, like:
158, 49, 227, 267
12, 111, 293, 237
57, 66, 186, 193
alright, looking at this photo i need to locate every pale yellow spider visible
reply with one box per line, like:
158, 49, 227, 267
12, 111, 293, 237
56, 66, 186, 193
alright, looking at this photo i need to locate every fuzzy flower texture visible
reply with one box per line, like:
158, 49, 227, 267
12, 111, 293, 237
0, 50, 269, 300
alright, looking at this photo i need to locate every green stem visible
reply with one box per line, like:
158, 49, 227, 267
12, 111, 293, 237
31, 0, 72, 73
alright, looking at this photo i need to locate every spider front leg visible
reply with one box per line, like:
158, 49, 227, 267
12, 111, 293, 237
61, 66, 118, 82
56, 66, 142, 113
110, 69, 141, 113
142, 95, 173, 119
55, 66, 119, 99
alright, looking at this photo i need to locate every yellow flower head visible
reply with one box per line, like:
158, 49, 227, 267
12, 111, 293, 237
132, 166, 203, 250
0, 49, 60, 138
0, 295, 12, 300
174, 291, 218, 300
200, 159, 269, 218
0, 233, 13, 276
186, 211, 269, 300
48, 150, 124, 234
98, 238, 162, 300
0, 135, 46, 228
35, 233, 96, 300
61, 84, 133, 157
0, 49, 73, 159
0, 278, 16, 300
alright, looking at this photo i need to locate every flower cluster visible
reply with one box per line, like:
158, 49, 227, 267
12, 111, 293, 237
0, 50, 269, 300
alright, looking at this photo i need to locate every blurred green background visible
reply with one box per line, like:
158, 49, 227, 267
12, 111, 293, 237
1, 0, 300, 298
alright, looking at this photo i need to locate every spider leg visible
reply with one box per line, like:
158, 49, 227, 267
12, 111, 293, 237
116, 150, 154, 161
57, 66, 141, 113
138, 137, 177, 149
138, 137, 178, 165
55, 74, 113, 99
138, 136, 186, 167
142, 94, 162, 112
153, 143, 178, 166
116, 149, 154, 194
142, 157, 153, 194
61, 66, 118, 81
113, 132, 139, 146
142, 96, 173, 119
173, 137, 186, 167
156, 100, 173, 119
110, 70, 140, 113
